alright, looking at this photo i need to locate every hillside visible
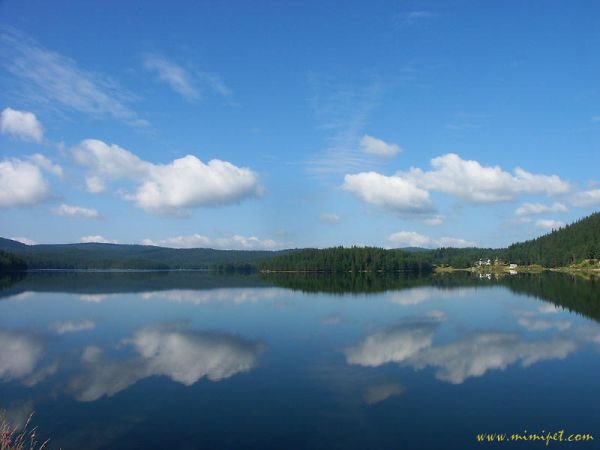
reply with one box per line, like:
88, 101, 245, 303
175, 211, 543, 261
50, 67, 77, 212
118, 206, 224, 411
503, 212, 600, 267
260, 246, 433, 273
0, 250, 27, 272
0, 239, 293, 270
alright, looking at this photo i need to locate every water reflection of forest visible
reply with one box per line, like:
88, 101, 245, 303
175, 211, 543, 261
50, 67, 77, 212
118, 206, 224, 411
265, 271, 600, 322
1, 270, 599, 322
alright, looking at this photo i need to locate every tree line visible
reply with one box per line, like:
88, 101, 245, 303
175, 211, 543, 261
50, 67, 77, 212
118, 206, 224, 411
0, 251, 27, 272
260, 246, 433, 273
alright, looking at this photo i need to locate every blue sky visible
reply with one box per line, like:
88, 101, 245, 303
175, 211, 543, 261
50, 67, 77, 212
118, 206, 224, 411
1, 0, 600, 250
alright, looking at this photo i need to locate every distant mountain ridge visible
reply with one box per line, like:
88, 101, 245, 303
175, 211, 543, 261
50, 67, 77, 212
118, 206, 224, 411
0, 238, 294, 270
1, 211, 598, 269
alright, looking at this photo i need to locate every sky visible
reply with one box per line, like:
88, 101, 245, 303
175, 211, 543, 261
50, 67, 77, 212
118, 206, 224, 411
1, 0, 600, 250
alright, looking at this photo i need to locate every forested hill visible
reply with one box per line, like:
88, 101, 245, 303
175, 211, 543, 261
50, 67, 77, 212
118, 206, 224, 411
503, 212, 600, 267
0, 250, 27, 272
260, 247, 433, 273
0, 238, 292, 270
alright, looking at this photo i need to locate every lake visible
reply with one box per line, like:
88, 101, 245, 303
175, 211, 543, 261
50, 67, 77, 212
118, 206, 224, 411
0, 271, 599, 449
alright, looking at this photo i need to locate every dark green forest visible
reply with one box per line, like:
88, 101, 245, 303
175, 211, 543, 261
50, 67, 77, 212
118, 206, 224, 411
502, 212, 600, 267
260, 246, 433, 273
417, 212, 600, 268
0, 250, 27, 272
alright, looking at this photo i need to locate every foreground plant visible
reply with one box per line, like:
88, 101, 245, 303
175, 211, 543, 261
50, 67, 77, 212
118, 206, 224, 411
0, 413, 49, 450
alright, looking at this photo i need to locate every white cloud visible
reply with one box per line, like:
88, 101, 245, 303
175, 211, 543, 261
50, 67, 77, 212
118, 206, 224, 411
10, 237, 37, 245
79, 235, 118, 244
50, 320, 96, 334
319, 212, 340, 224
423, 215, 444, 226
535, 219, 565, 230
1, 29, 142, 124
54, 203, 100, 219
0, 158, 50, 207
360, 134, 401, 158
128, 156, 261, 214
344, 154, 571, 214
73, 139, 150, 192
342, 171, 433, 214
572, 189, 600, 208
436, 236, 476, 248
29, 153, 63, 177
73, 139, 262, 215
515, 202, 568, 217
69, 326, 264, 402
0, 107, 43, 142
142, 233, 282, 250
387, 231, 432, 247
402, 153, 571, 203
143, 54, 199, 100
387, 231, 475, 248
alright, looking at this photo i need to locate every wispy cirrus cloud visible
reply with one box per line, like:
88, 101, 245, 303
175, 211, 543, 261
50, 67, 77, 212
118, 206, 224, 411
0, 28, 145, 126
143, 54, 199, 100
394, 10, 436, 27
306, 75, 383, 177
319, 212, 340, 224
143, 53, 231, 102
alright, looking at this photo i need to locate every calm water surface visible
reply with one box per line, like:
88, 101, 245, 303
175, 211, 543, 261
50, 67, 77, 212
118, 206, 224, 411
0, 272, 599, 449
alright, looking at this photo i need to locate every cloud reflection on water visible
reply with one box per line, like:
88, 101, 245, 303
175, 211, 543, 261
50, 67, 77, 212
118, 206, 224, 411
69, 325, 264, 402
0, 331, 45, 382
345, 317, 579, 384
